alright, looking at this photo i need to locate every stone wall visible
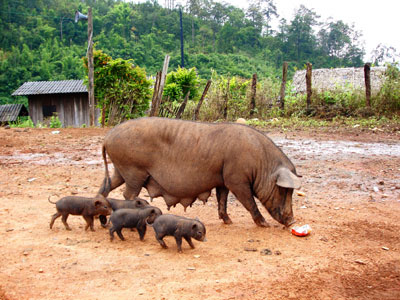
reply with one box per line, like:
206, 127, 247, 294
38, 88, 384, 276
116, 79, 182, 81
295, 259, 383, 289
292, 67, 386, 94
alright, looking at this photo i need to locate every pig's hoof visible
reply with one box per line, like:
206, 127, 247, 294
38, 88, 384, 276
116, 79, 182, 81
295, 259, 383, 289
220, 214, 232, 225
255, 218, 270, 227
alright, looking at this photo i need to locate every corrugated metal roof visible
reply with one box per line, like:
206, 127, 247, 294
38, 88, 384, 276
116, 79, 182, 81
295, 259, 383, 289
12, 80, 87, 96
0, 104, 28, 122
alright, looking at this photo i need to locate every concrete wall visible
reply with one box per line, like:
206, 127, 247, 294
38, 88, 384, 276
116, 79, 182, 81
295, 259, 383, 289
292, 67, 386, 94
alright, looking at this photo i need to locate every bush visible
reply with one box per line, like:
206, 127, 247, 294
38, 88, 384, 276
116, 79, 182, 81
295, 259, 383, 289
375, 63, 400, 114
163, 67, 200, 102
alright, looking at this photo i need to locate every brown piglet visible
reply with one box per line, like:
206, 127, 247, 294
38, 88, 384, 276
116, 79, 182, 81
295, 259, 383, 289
49, 195, 112, 231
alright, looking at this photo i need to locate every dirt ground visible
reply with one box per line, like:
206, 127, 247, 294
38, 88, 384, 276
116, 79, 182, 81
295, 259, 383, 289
0, 124, 399, 300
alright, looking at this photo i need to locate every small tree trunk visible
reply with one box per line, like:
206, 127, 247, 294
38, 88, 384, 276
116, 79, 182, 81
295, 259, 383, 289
364, 63, 371, 107
279, 62, 288, 110
101, 103, 106, 127
193, 80, 211, 121
306, 62, 312, 110
176, 91, 190, 119
223, 79, 230, 119
249, 73, 257, 116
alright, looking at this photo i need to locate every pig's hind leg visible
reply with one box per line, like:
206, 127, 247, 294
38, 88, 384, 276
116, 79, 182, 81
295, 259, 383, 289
216, 186, 232, 224
50, 212, 61, 229
61, 214, 72, 231
109, 226, 125, 241
155, 232, 168, 249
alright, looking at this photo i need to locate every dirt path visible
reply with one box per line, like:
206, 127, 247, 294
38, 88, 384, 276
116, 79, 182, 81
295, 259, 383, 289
0, 126, 399, 300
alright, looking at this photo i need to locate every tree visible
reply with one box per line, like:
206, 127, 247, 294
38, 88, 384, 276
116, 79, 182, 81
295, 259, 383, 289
285, 5, 320, 65
371, 44, 400, 66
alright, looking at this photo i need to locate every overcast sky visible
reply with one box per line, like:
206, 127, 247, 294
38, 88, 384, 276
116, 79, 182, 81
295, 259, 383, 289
218, 0, 400, 61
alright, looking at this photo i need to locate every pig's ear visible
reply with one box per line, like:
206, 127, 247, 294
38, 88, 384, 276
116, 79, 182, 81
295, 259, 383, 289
94, 200, 101, 206
275, 168, 301, 189
192, 223, 198, 230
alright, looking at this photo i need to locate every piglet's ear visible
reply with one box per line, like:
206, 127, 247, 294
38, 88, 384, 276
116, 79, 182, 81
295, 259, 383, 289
275, 168, 301, 189
94, 200, 101, 206
192, 223, 198, 230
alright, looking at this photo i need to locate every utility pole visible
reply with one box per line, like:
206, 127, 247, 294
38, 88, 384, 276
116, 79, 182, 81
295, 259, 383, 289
87, 8, 95, 126
75, 9, 94, 126
179, 9, 185, 68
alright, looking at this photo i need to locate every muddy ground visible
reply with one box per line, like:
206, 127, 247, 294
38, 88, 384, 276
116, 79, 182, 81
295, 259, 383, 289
0, 125, 399, 300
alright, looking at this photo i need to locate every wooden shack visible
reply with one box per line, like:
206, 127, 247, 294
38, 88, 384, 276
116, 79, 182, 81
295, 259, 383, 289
12, 80, 98, 127
0, 103, 29, 124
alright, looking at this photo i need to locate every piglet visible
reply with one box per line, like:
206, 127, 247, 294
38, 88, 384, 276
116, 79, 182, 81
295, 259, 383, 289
99, 197, 150, 227
109, 206, 162, 241
107, 197, 150, 211
49, 195, 112, 231
152, 215, 206, 253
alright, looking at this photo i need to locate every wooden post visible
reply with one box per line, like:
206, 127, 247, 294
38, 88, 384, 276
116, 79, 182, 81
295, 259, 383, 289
279, 62, 288, 110
364, 63, 371, 107
223, 79, 230, 119
306, 62, 312, 110
87, 7, 95, 126
249, 73, 257, 116
154, 55, 170, 117
149, 71, 162, 117
176, 91, 190, 119
193, 80, 211, 121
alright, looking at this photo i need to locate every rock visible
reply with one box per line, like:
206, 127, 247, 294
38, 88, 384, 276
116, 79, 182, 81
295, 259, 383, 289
247, 239, 255, 243
187, 267, 196, 270
27, 177, 37, 182
274, 250, 282, 255
373, 186, 379, 193
355, 259, 366, 265
38, 269, 44, 273
260, 249, 272, 256
5, 228, 14, 232
300, 205, 307, 209
320, 237, 328, 242
236, 118, 247, 124
193, 255, 201, 258
382, 246, 389, 251
244, 247, 257, 252
4, 125, 10, 129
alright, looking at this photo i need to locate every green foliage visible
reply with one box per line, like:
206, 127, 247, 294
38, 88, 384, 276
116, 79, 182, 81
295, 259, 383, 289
1, 0, 398, 123
85, 49, 152, 125
164, 67, 200, 102
375, 63, 400, 114
49, 115, 62, 128
10, 116, 35, 128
